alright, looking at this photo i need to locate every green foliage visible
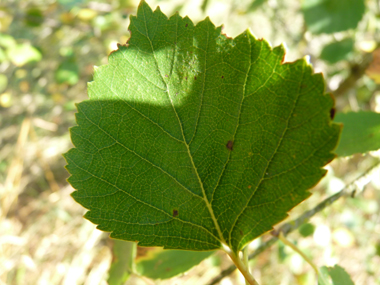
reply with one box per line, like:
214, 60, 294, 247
55, 58, 79, 85
302, 0, 365, 34
0, 33, 16, 49
319, 265, 355, 285
247, 0, 267, 12
0, 74, 7, 93
64, 0, 340, 256
6, 43, 42, 66
2, 0, 379, 283
334, 111, 380, 157
318, 266, 333, 285
320, 38, 354, 64
24, 8, 44, 27
136, 248, 214, 279
298, 222, 315, 237
0, 34, 42, 66
107, 240, 136, 285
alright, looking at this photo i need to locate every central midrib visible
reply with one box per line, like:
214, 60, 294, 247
141, 9, 227, 246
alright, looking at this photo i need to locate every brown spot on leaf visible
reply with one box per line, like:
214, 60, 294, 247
240, 230, 243, 235
194, 76, 197, 80
330, 108, 336, 119
226, 140, 233, 150
185, 23, 188, 27
248, 185, 251, 189
221, 75, 224, 79
173, 209, 178, 217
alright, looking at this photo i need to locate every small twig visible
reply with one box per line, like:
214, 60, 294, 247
332, 52, 374, 97
278, 232, 331, 285
278, 232, 318, 274
207, 161, 380, 285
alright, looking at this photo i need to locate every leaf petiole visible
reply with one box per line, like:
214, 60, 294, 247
242, 246, 251, 285
222, 244, 259, 285
278, 232, 330, 283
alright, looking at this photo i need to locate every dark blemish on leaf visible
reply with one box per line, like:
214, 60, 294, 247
173, 209, 178, 217
165, 267, 171, 272
240, 230, 243, 235
248, 185, 251, 189
330, 108, 335, 119
226, 140, 233, 150
194, 76, 197, 80
221, 75, 224, 79
185, 76, 188, 80
185, 23, 188, 27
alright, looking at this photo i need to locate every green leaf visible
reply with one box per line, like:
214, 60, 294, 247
55, 59, 79, 85
107, 240, 136, 285
334, 111, 380, 157
247, 0, 267, 12
24, 7, 44, 27
298, 222, 315, 237
136, 249, 214, 279
302, 0, 365, 34
319, 265, 355, 285
318, 266, 333, 285
6, 43, 42, 66
64, 0, 340, 254
0, 33, 16, 49
320, 38, 354, 64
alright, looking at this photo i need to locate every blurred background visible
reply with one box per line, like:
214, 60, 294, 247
1, 0, 380, 284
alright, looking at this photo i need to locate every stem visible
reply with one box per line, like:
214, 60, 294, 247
278, 232, 318, 275
242, 246, 250, 285
223, 245, 259, 285
278, 233, 330, 285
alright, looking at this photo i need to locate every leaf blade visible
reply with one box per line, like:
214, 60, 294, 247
334, 111, 380, 157
64, 0, 340, 254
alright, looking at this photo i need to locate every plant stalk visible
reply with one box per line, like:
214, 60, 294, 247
278, 232, 318, 274
278, 232, 332, 284
223, 245, 259, 285
242, 246, 250, 285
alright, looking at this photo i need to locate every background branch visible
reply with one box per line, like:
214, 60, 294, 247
332, 52, 373, 97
